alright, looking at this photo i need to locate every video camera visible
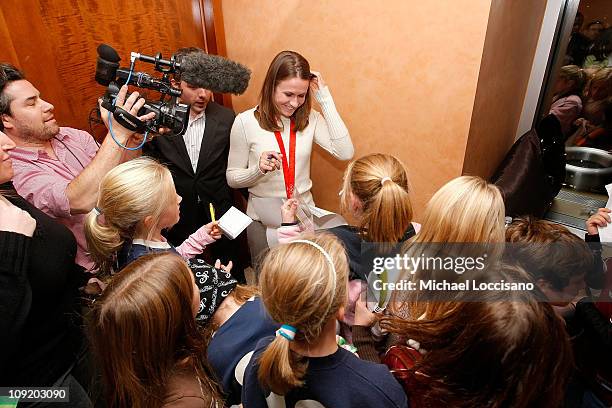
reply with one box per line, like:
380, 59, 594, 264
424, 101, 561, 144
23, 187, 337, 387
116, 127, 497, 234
95, 44, 189, 137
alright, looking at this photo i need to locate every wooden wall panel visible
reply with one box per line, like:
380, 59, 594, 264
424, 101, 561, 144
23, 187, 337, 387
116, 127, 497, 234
0, 0, 211, 137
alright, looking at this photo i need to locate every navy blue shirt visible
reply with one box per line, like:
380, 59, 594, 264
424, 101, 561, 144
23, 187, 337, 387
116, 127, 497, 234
242, 336, 408, 408
208, 297, 278, 406
117, 240, 179, 270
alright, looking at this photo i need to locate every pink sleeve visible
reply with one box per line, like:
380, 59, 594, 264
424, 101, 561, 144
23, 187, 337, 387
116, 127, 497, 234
11, 164, 71, 218
175, 225, 217, 259
277, 224, 304, 243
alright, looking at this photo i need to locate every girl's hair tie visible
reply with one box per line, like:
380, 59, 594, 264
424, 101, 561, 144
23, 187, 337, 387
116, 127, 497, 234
276, 324, 297, 341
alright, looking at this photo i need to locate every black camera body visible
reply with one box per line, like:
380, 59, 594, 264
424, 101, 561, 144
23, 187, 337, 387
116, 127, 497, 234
95, 45, 189, 136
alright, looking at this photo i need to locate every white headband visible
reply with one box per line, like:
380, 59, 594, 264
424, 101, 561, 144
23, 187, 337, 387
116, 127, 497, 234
290, 239, 338, 328
291, 239, 336, 288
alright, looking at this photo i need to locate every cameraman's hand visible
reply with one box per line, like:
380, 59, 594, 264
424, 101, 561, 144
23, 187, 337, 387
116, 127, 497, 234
100, 85, 156, 141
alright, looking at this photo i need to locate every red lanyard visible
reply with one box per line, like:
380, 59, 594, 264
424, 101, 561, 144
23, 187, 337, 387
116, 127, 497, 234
273, 119, 296, 199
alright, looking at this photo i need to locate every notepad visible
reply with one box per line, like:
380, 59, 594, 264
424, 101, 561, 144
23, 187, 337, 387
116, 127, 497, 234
218, 206, 253, 240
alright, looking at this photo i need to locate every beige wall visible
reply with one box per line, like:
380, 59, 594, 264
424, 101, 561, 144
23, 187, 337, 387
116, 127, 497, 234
222, 0, 545, 218
222, 0, 492, 218
463, 0, 547, 178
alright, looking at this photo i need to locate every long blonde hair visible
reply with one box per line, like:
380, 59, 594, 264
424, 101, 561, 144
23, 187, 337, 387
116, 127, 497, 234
88, 252, 221, 408
414, 176, 505, 244
84, 157, 176, 275
257, 234, 349, 395
341, 153, 413, 243
392, 176, 505, 316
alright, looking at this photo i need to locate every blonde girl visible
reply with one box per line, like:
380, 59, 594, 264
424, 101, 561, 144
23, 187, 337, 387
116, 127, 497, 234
241, 234, 407, 408
84, 157, 222, 277
278, 153, 418, 337
353, 176, 506, 361
280, 154, 417, 268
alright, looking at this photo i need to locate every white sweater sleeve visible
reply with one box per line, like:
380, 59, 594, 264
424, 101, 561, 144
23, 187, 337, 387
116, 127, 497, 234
226, 113, 266, 188
312, 86, 354, 161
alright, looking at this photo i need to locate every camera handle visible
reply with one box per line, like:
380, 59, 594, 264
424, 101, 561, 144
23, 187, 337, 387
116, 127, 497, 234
112, 107, 146, 133
101, 99, 150, 151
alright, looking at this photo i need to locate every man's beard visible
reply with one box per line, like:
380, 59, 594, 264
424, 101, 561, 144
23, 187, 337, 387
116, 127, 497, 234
16, 121, 59, 144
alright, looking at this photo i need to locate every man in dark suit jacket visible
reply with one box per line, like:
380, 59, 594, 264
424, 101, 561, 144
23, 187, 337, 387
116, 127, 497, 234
144, 47, 244, 281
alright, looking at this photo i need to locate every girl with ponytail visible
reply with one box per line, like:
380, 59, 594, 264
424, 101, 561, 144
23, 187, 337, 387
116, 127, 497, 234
84, 156, 223, 277
85, 159, 276, 405
279, 153, 417, 281
278, 153, 418, 337
241, 233, 407, 407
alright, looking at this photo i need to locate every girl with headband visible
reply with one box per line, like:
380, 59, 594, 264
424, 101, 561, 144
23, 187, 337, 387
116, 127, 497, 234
278, 153, 419, 339
241, 234, 407, 407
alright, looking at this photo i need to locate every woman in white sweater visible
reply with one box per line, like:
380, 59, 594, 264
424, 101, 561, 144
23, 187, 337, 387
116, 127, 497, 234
226, 50, 354, 266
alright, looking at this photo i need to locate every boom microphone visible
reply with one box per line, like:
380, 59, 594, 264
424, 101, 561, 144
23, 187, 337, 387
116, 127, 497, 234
179, 52, 251, 95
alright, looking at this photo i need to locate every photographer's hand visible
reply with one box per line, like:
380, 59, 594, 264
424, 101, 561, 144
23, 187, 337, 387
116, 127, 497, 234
67, 86, 156, 214
99, 85, 156, 142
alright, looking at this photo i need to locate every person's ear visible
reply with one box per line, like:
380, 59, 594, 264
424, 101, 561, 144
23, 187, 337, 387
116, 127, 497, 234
350, 192, 363, 214
142, 215, 155, 230
1, 114, 14, 130
336, 305, 346, 321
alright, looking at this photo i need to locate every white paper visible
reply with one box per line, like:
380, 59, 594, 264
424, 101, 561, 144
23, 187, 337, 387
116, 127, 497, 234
308, 205, 336, 218
218, 206, 253, 240
308, 205, 347, 229
599, 184, 612, 242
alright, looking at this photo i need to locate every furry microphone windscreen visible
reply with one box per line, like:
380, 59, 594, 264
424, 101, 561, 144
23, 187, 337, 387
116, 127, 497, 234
179, 52, 251, 95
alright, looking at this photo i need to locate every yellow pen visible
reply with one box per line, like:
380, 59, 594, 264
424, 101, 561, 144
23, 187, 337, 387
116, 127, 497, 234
209, 203, 216, 223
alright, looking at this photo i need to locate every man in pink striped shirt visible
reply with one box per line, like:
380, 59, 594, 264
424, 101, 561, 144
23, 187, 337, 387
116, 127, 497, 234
0, 63, 154, 271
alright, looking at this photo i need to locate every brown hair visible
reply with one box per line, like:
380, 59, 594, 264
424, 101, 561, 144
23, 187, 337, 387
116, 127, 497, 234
256, 233, 349, 395
255, 50, 312, 132
382, 264, 573, 408
88, 252, 221, 408
341, 153, 413, 243
506, 216, 593, 291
